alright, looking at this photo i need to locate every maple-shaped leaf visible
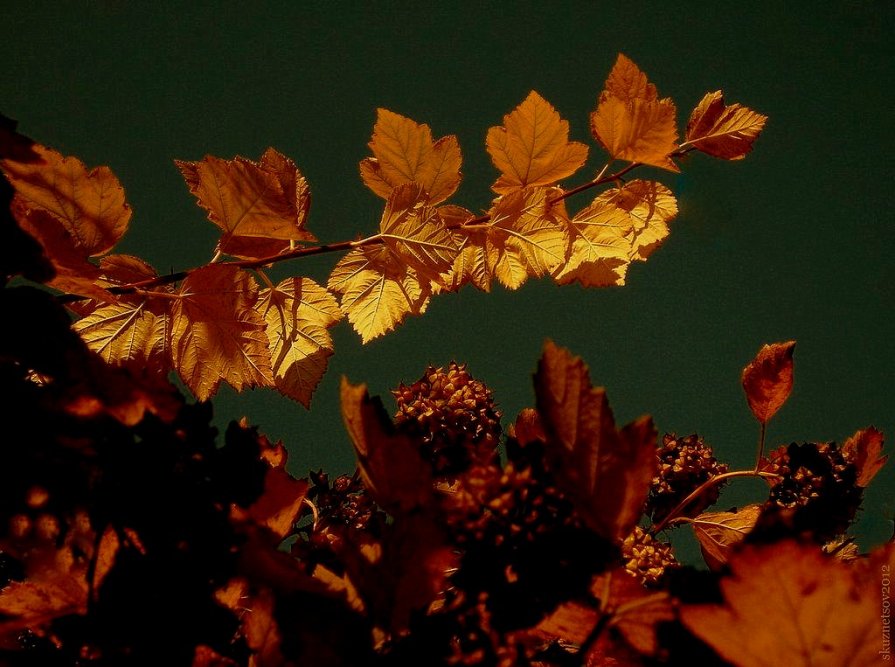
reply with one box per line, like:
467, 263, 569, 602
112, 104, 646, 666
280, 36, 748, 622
256, 277, 341, 408
486, 91, 589, 194
591, 54, 679, 172
535, 341, 656, 542
378, 183, 461, 281
340, 378, 432, 514
553, 198, 633, 287
681, 540, 882, 667
437, 205, 491, 292
690, 504, 762, 570
176, 148, 315, 260
328, 244, 430, 343
170, 264, 274, 401
741, 340, 796, 423
0, 141, 131, 255
841, 426, 887, 487
597, 179, 678, 261
359, 108, 462, 205
686, 91, 768, 160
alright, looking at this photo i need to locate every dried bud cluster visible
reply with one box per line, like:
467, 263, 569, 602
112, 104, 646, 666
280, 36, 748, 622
647, 433, 729, 522
393, 362, 501, 476
621, 525, 679, 586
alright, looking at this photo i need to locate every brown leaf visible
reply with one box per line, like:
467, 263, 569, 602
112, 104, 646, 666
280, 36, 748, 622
339, 378, 432, 514
486, 91, 589, 194
841, 426, 887, 487
535, 341, 656, 542
360, 108, 462, 205
590, 55, 679, 172
680, 541, 882, 667
741, 341, 796, 423
511, 408, 546, 445
171, 264, 274, 401
176, 148, 315, 260
686, 91, 767, 160
247, 468, 308, 540
690, 504, 762, 570
257, 277, 340, 408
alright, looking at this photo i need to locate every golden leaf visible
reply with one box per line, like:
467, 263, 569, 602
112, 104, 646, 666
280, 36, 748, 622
553, 199, 633, 287
535, 341, 657, 542
359, 108, 462, 205
328, 245, 430, 343
690, 504, 762, 570
841, 426, 887, 487
590, 55, 679, 171
0, 142, 130, 255
681, 541, 883, 667
170, 264, 274, 401
486, 91, 588, 194
176, 148, 315, 260
597, 179, 678, 261
378, 183, 461, 281
73, 299, 170, 374
257, 277, 341, 408
686, 91, 768, 160
741, 340, 796, 424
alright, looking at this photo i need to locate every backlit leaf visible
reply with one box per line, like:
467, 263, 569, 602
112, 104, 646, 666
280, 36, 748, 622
360, 108, 462, 205
170, 264, 274, 401
257, 277, 340, 408
176, 148, 315, 260
591, 55, 679, 171
553, 198, 632, 287
691, 504, 762, 570
73, 299, 170, 374
596, 179, 678, 261
841, 426, 887, 487
681, 541, 882, 667
686, 91, 767, 160
535, 341, 656, 542
486, 91, 588, 194
741, 340, 796, 424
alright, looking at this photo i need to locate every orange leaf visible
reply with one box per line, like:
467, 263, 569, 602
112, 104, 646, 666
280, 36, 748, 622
686, 91, 767, 160
170, 264, 274, 401
690, 504, 762, 570
360, 108, 462, 205
741, 341, 796, 423
597, 179, 678, 261
680, 541, 883, 667
1, 142, 130, 255
340, 378, 433, 514
256, 277, 340, 408
176, 148, 315, 260
553, 198, 632, 287
73, 298, 170, 374
535, 341, 656, 542
590, 55, 679, 172
842, 426, 887, 487
486, 91, 588, 194
247, 468, 309, 541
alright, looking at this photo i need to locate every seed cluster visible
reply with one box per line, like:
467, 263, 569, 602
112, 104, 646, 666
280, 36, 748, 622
647, 433, 729, 522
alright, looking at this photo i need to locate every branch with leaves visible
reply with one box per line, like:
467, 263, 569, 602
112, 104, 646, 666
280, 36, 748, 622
1, 54, 767, 408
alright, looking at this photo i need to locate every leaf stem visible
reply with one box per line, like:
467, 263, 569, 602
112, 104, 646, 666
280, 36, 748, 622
754, 421, 767, 472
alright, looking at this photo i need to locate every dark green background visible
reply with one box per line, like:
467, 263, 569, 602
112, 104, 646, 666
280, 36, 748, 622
3, 2, 892, 552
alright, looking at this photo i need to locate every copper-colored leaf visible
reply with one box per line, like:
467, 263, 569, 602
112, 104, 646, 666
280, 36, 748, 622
535, 341, 657, 542
328, 245, 430, 343
597, 180, 678, 261
1, 142, 130, 255
686, 91, 768, 160
247, 466, 309, 540
257, 277, 341, 408
486, 91, 588, 194
691, 504, 762, 570
73, 298, 170, 374
359, 108, 462, 205
170, 264, 274, 401
741, 340, 796, 423
176, 148, 315, 260
512, 408, 546, 445
681, 541, 882, 667
842, 426, 887, 487
340, 378, 432, 514
553, 199, 632, 287
590, 55, 679, 172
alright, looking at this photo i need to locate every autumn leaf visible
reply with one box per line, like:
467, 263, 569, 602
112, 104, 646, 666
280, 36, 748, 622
690, 504, 762, 570
686, 91, 767, 160
378, 183, 460, 281
590, 54, 679, 171
176, 148, 315, 260
328, 244, 430, 343
340, 378, 432, 514
360, 108, 462, 205
553, 198, 633, 287
535, 341, 656, 542
486, 91, 589, 194
257, 277, 341, 408
597, 179, 678, 261
841, 426, 887, 487
170, 264, 274, 401
681, 540, 882, 667
741, 340, 796, 423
